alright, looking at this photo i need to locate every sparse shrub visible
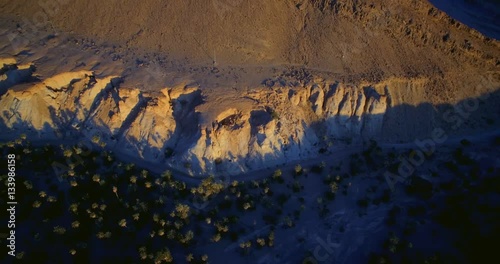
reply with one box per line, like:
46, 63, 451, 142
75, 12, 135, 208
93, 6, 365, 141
53, 226, 66, 235
175, 204, 191, 219
243, 202, 252, 210
162, 170, 172, 181
211, 233, 221, 242
256, 238, 266, 247
294, 164, 303, 176
154, 248, 173, 263
63, 149, 73, 158
71, 221, 80, 229
92, 174, 101, 182
268, 231, 275, 246
119, 219, 127, 227
192, 176, 225, 199
270, 110, 279, 120
330, 182, 338, 193
32, 200, 41, 208
91, 135, 100, 144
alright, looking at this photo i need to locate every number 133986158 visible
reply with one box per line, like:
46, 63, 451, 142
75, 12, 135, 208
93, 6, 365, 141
7, 154, 16, 201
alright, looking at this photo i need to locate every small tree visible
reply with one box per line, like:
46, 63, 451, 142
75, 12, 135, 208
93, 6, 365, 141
268, 231, 275, 246
92, 174, 101, 183
154, 248, 173, 263
63, 149, 73, 158
119, 219, 127, 228
71, 221, 80, 228
211, 233, 221, 242
294, 164, 303, 176
53, 226, 66, 235
91, 135, 100, 144
175, 204, 191, 220
256, 238, 266, 247
32, 201, 41, 208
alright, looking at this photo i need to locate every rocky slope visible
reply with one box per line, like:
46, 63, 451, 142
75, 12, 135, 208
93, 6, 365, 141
1, 59, 498, 175
0, 0, 499, 175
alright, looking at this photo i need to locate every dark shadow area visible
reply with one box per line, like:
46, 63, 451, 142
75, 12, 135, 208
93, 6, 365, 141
429, 0, 500, 39
0, 64, 38, 96
1, 84, 499, 176
0, 85, 500, 264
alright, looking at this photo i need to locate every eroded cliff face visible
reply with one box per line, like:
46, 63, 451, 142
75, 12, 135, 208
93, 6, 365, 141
1, 59, 498, 175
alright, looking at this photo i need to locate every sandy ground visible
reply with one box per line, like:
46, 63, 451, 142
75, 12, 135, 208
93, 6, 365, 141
1, 0, 498, 85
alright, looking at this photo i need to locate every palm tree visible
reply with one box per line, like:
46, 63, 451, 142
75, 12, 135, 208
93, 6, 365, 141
211, 233, 221, 242
132, 213, 140, 221
161, 170, 172, 181
64, 148, 73, 158
130, 175, 137, 184
273, 169, 282, 178
154, 248, 173, 263
257, 238, 266, 247
175, 204, 191, 219
138, 247, 148, 260
92, 174, 100, 182
69, 203, 78, 214
53, 226, 66, 235
32, 200, 41, 208
112, 186, 119, 199
71, 221, 80, 228
91, 135, 100, 144
268, 231, 275, 247
294, 164, 303, 176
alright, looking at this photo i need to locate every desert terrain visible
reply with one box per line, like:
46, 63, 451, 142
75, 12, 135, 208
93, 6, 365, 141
0, 0, 499, 263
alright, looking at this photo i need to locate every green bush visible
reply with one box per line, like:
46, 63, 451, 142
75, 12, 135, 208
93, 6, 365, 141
294, 164, 303, 176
